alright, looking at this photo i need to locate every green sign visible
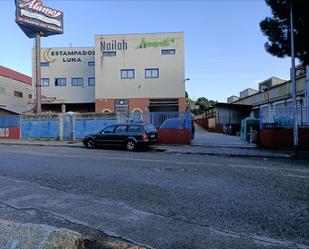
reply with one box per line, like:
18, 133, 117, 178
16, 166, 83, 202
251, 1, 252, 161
138, 37, 175, 49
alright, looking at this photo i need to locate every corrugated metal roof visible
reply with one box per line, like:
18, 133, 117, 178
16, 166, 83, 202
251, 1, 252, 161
0, 65, 32, 85
0, 105, 24, 115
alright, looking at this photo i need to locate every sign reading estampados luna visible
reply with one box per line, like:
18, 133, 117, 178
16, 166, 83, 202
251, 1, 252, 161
15, 0, 63, 38
44, 49, 94, 63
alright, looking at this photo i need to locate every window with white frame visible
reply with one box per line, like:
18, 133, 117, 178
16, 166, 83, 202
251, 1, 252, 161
145, 68, 159, 79
121, 69, 135, 79
14, 90, 23, 98
161, 49, 176, 55
72, 78, 84, 86
0, 87, 5, 95
88, 77, 95, 86
55, 78, 66, 86
40, 62, 49, 67
41, 78, 50, 87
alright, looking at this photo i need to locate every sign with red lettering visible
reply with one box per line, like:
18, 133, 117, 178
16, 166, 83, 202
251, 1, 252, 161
15, 0, 63, 38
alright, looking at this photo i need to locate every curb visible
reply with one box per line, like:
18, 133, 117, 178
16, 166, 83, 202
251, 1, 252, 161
0, 141, 304, 159
0, 142, 83, 148
161, 150, 293, 159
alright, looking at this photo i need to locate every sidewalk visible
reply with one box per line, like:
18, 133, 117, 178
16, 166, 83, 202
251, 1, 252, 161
0, 139, 301, 158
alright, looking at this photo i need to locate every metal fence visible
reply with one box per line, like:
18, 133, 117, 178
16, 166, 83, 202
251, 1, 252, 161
0, 116, 20, 128
260, 108, 309, 128
69, 113, 117, 140
19, 112, 192, 140
21, 114, 60, 139
126, 112, 192, 129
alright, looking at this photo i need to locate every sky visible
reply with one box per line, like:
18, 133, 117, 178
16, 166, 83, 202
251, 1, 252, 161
0, 0, 294, 102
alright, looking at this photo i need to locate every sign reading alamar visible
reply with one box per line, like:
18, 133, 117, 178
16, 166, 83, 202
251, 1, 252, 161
15, 0, 63, 38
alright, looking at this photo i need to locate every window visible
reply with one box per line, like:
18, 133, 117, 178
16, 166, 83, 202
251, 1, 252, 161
40, 62, 49, 67
145, 68, 159, 79
14, 90, 23, 98
72, 78, 84, 86
55, 78, 66, 86
29, 94, 32, 99
88, 77, 95, 86
114, 125, 127, 133
41, 78, 50, 87
102, 126, 115, 134
0, 87, 5, 95
88, 61, 95, 66
102, 51, 116, 57
121, 69, 135, 79
128, 125, 141, 132
161, 49, 176, 55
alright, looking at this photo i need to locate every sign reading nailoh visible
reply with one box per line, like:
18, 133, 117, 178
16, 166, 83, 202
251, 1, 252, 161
15, 0, 63, 38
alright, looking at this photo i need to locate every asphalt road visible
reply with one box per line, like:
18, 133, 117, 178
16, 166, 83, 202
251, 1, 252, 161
0, 144, 308, 249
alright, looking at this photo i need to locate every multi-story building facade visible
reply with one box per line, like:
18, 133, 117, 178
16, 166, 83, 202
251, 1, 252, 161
33, 47, 95, 112
0, 65, 32, 114
35, 32, 186, 114
94, 32, 185, 114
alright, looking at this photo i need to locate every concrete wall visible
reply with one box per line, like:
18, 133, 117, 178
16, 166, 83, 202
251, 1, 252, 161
34, 47, 95, 105
240, 88, 258, 99
95, 32, 184, 99
234, 76, 306, 107
0, 70, 32, 113
260, 128, 309, 149
94, 32, 185, 112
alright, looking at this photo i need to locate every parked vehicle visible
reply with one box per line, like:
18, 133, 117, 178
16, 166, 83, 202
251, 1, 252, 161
82, 123, 158, 151
160, 118, 195, 139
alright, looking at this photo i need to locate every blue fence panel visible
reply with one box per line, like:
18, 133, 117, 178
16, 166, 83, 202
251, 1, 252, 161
133, 112, 191, 128
74, 118, 117, 139
21, 119, 59, 139
260, 108, 309, 128
0, 116, 20, 128
64, 115, 73, 140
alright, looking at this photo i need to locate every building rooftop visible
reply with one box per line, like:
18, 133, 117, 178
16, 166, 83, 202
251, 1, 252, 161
0, 65, 32, 85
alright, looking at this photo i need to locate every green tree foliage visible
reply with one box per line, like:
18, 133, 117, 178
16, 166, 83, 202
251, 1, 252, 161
260, 0, 309, 65
195, 97, 217, 114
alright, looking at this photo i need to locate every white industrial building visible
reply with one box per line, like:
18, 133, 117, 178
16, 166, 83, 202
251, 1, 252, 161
0, 65, 32, 115
34, 32, 186, 114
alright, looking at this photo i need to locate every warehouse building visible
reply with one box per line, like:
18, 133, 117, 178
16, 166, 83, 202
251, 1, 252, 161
0, 65, 32, 114
35, 32, 185, 114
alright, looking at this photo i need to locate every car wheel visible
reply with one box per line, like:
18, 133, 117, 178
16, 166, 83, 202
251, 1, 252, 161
85, 138, 95, 149
126, 140, 136, 151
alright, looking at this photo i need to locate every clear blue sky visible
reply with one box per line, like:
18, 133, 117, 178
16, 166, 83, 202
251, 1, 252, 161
1, 0, 293, 102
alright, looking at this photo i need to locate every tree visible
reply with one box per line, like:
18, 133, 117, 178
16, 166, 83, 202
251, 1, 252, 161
185, 91, 189, 99
260, 0, 309, 65
195, 97, 217, 114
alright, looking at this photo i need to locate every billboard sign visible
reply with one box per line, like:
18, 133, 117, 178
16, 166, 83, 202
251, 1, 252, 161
15, 0, 63, 38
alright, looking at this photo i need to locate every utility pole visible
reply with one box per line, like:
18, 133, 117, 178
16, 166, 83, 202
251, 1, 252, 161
35, 32, 41, 114
290, 0, 298, 154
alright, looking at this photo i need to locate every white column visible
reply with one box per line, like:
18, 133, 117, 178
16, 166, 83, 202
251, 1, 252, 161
59, 114, 64, 141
